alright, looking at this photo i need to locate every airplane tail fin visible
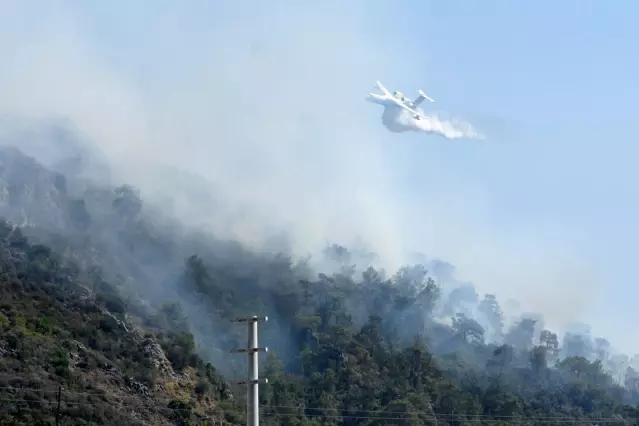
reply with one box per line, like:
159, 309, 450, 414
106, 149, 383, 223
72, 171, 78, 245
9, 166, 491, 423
413, 90, 436, 107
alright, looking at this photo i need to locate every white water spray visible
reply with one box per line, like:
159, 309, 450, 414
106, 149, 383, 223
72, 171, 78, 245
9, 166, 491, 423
394, 108, 485, 140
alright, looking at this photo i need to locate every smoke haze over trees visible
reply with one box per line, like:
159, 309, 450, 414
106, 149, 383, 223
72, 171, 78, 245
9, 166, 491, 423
1, 2, 638, 424
0, 1, 604, 341
0, 123, 638, 423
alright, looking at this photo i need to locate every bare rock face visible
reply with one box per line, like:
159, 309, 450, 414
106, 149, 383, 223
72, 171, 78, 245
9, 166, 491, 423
0, 146, 69, 230
0, 121, 114, 237
142, 337, 177, 380
124, 375, 151, 397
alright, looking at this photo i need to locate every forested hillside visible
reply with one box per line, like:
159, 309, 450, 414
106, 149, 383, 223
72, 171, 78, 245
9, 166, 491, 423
1, 137, 639, 425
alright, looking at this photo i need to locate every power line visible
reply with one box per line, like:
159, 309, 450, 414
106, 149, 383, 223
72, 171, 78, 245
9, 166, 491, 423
0, 396, 230, 425
0, 387, 636, 421
0, 392, 636, 423
0, 398, 636, 424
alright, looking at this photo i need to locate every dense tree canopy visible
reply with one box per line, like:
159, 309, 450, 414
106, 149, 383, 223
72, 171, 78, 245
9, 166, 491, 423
0, 142, 639, 425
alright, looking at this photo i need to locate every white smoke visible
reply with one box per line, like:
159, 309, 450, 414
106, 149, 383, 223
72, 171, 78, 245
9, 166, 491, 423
0, 0, 598, 336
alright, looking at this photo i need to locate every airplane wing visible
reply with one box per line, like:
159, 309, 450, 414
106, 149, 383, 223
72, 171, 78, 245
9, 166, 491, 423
375, 81, 393, 98
412, 90, 436, 107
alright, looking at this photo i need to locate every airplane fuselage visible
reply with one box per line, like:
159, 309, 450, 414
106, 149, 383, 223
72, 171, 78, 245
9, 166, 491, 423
366, 92, 413, 108
367, 93, 422, 120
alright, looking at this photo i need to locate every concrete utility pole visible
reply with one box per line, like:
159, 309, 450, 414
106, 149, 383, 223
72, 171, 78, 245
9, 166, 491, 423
231, 316, 269, 426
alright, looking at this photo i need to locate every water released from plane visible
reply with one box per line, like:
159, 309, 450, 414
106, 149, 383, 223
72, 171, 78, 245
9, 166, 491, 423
368, 81, 484, 140
396, 108, 484, 140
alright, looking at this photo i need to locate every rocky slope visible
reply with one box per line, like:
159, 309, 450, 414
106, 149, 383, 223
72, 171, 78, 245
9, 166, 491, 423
0, 216, 244, 425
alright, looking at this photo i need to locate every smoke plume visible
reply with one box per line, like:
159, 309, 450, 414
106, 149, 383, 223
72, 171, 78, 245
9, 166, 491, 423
0, 1, 595, 337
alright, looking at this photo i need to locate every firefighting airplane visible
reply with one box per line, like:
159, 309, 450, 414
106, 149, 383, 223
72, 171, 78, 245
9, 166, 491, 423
366, 80, 436, 122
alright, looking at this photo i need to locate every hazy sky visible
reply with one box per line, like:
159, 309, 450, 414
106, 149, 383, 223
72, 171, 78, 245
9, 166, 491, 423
2, 1, 639, 352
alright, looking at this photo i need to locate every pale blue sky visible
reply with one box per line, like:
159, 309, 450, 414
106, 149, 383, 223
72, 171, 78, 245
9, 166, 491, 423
394, 1, 639, 343
3, 1, 639, 352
